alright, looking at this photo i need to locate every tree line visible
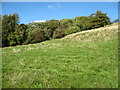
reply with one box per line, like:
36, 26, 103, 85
1, 11, 113, 47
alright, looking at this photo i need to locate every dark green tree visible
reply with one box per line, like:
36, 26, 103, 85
14, 24, 28, 45
2, 14, 10, 47
2, 13, 19, 47
89, 10, 111, 27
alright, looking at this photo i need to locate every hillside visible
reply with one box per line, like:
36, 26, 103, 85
2, 23, 118, 88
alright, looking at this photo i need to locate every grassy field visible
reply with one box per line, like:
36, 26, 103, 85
2, 23, 118, 88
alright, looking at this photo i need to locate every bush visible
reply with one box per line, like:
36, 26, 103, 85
52, 27, 65, 39
64, 26, 81, 35
44, 27, 55, 40
60, 19, 73, 28
29, 28, 46, 44
46, 20, 60, 29
43, 20, 60, 40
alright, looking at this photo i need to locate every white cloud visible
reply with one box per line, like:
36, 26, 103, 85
48, 5, 54, 8
47, 3, 62, 9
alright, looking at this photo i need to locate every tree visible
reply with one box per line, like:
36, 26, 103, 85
43, 20, 60, 40
44, 27, 54, 40
72, 16, 91, 30
64, 26, 81, 35
1, 11, 112, 47
89, 10, 111, 27
2, 13, 19, 47
52, 27, 65, 39
14, 24, 28, 45
26, 24, 34, 38
46, 19, 60, 29
60, 19, 73, 28
28, 28, 46, 44
2, 14, 10, 47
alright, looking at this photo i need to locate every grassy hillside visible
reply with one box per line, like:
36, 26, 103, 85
2, 23, 118, 88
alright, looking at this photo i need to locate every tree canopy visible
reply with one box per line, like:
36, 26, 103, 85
1, 10, 112, 47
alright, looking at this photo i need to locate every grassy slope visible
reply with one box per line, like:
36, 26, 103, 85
2, 24, 118, 88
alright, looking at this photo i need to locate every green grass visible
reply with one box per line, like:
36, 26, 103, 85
2, 24, 118, 88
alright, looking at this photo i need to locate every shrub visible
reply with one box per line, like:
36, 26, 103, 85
43, 27, 55, 40
64, 26, 81, 35
52, 27, 65, 39
46, 20, 60, 29
43, 20, 60, 40
60, 19, 73, 28
29, 28, 46, 44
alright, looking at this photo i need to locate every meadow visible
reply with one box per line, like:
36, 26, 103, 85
2, 23, 118, 88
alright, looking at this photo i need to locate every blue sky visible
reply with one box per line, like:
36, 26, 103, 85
2, 2, 118, 24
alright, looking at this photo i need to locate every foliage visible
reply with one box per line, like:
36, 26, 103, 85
2, 13, 19, 47
43, 27, 54, 40
25, 24, 35, 40
60, 19, 73, 28
2, 10, 112, 47
64, 26, 81, 35
89, 10, 111, 27
14, 24, 28, 45
52, 27, 65, 39
73, 16, 91, 30
46, 19, 60, 29
43, 20, 60, 40
72, 11, 111, 30
28, 28, 46, 44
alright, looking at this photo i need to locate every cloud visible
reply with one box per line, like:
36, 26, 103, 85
48, 5, 54, 8
47, 3, 62, 9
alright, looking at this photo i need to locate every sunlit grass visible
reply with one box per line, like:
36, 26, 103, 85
2, 23, 118, 88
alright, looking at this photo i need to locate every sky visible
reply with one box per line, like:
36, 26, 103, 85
2, 2, 118, 24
